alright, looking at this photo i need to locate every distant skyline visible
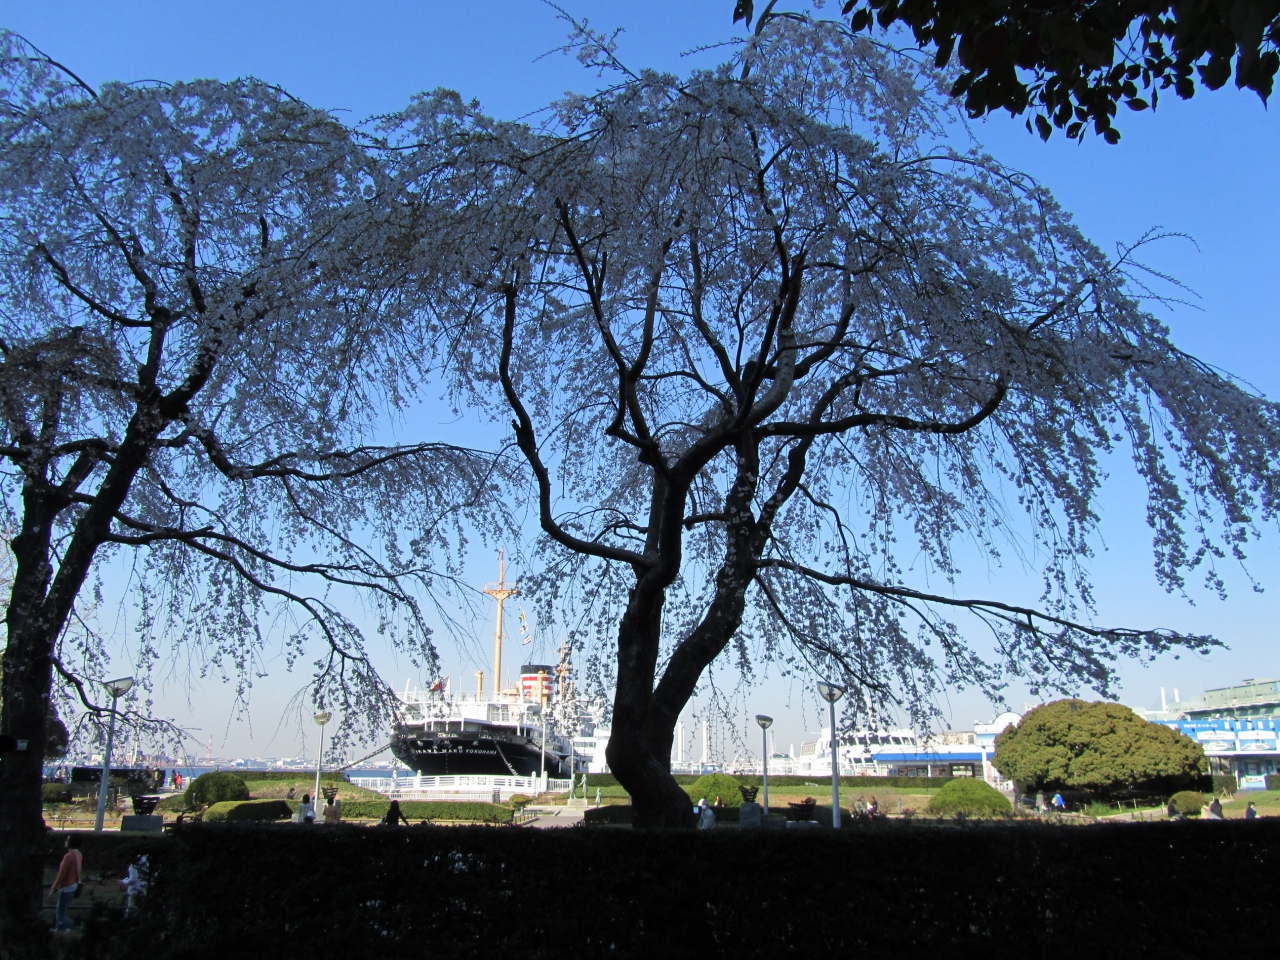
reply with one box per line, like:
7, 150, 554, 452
5, 0, 1276, 760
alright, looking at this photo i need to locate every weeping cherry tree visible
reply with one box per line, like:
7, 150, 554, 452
0, 37, 500, 935
404, 19, 1280, 826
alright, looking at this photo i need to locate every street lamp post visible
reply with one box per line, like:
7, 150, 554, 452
528, 704, 547, 794
95, 677, 134, 831
312, 711, 332, 809
755, 714, 773, 815
817, 681, 846, 829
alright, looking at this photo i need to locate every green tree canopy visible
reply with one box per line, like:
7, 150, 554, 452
993, 699, 1206, 794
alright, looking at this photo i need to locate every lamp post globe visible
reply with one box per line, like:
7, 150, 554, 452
312, 711, 332, 813
94, 676, 134, 831
755, 714, 773, 814
816, 681, 846, 828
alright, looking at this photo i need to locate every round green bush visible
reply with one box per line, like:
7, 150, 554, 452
1169, 790, 1205, 816
507, 794, 533, 809
185, 772, 249, 808
685, 773, 743, 808
926, 778, 1011, 818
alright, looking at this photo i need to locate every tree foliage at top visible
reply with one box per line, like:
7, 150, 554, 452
993, 699, 1207, 792
392, 16, 1280, 825
734, 0, 1280, 142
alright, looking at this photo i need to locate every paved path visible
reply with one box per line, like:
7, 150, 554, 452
524, 805, 584, 829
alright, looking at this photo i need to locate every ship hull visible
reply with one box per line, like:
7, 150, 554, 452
391, 734, 563, 777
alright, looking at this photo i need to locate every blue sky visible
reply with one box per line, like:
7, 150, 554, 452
4, 0, 1277, 760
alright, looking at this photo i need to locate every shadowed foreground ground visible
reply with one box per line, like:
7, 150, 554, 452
54, 819, 1279, 957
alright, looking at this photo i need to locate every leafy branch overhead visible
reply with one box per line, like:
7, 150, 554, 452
734, 0, 1280, 141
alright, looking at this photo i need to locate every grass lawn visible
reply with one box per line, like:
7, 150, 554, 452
1224, 791, 1280, 818
240, 778, 385, 802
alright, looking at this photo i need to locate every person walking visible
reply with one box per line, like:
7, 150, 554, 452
1052, 792, 1066, 814
297, 793, 315, 824
49, 835, 83, 932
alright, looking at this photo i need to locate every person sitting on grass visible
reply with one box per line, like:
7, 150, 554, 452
383, 799, 411, 827
49, 835, 82, 932
323, 795, 342, 824
1245, 801, 1258, 820
297, 794, 316, 824
320, 798, 340, 829
1052, 792, 1066, 813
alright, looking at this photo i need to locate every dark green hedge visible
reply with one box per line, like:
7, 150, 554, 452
71, 821, 1280, 956
1212, 774, 1238, 795
1268, 774, 1280, 791
582, 803, 857, 826
235, 771, 350, 783
287, 800, 513, 823
42, 783, 73, 804
583, 773, 955, 790
204, 800, 293, 822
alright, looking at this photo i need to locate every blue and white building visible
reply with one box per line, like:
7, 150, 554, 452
1145, 679, 1280, 790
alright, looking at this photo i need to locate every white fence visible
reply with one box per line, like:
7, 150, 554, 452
350, 774, 571, 802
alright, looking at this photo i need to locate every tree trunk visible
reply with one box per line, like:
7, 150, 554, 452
1, 588, 58, 956
606, 554, 754, 828
604, 583, 695, 828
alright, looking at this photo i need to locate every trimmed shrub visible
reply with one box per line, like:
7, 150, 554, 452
42, 818, 1280, 955
584, 804, 634, 825
1212, 775, 1237, 796
585, 772, 956, 790
685, 774, 744, 807
185, 772, 249, 808
204, 800, 293, 822
582, 803, 754, 825
926, 779, 1011, 818
42, 783, 73, 805
232, 771, 348, 782
508, 794, 533, 809
1267, 774, 1280, 791
299, 800, 513, 823
1169, 791, 1205, 816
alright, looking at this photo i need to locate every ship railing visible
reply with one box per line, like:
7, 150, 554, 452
350, 774, 572, 802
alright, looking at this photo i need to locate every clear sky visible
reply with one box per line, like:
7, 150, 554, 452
4, 0, 1277, 762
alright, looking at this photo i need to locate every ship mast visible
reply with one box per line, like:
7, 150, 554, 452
482, 549, 518, 700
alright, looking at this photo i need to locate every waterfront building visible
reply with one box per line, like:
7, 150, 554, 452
1144, 680, 1280, 790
